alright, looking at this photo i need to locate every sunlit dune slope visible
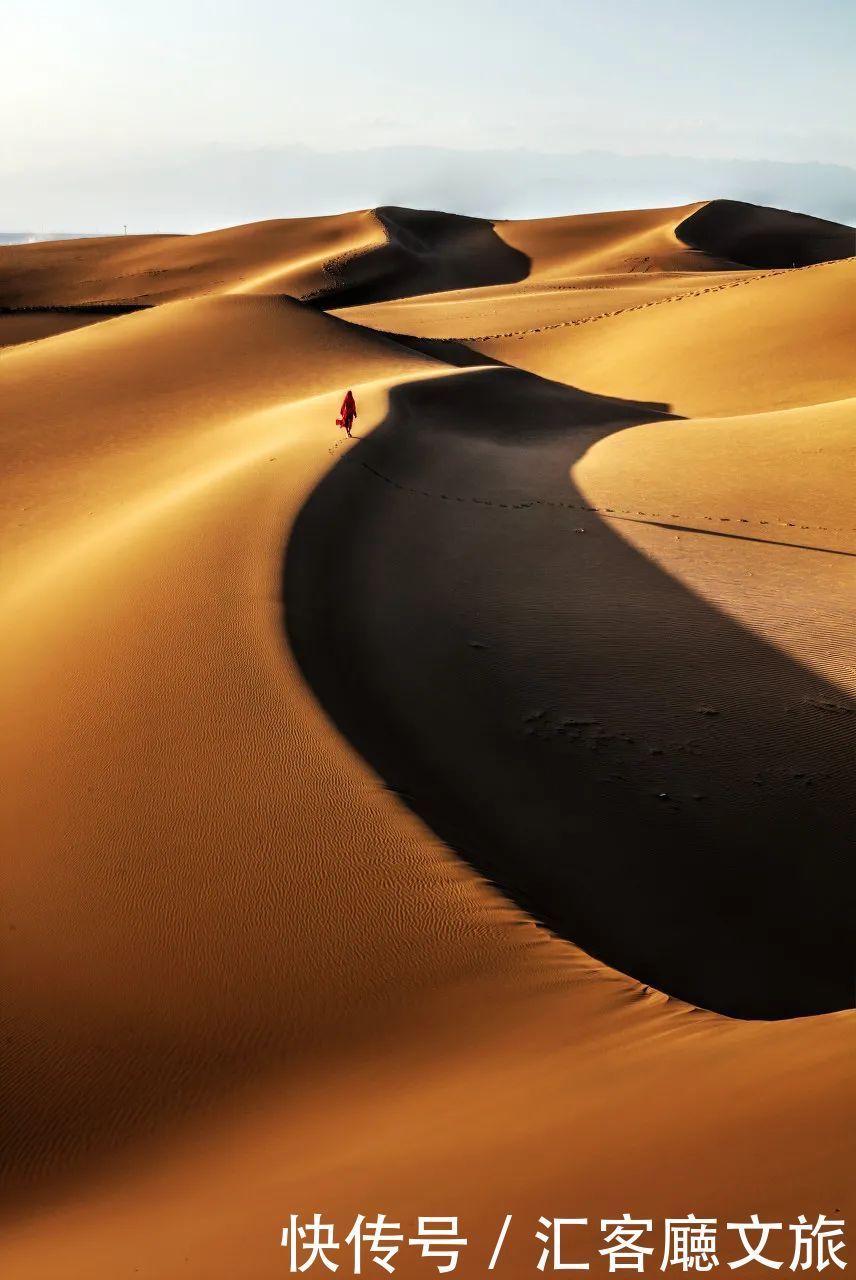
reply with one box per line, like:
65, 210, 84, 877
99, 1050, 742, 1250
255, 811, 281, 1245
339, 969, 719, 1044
0, 210, 383, 307
0, 296, 461, 1191
333, 200, 854, 341
494, 200, 720, 276
0, 204, 531, 311
325, 200, 830, 310
0, 293, 419, 550
2, 198, 850, 323
469, 257, 856, 416
327, 201, 744, 339
576, 394, 856, 543
573, 393, 856, 689
495, 198, 854, 276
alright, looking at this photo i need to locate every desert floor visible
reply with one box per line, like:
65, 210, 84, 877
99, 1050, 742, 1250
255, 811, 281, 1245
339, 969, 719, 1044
1, 199, 854, 1277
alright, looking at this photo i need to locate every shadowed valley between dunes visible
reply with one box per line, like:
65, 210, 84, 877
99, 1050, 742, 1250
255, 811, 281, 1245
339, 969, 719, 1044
284, 365, 856, 1020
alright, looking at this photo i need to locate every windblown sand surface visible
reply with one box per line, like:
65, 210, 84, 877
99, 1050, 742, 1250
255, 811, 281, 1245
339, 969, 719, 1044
1, 200, 854, 1276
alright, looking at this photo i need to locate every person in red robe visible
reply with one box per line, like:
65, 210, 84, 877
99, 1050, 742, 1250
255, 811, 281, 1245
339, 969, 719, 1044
337, 389, 357, 437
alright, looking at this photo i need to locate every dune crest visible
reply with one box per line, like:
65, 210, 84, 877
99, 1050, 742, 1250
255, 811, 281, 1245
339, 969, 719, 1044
676, 198, 856, 268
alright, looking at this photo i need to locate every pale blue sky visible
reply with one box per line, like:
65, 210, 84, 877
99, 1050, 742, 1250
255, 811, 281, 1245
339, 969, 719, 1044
3, 0, 854, 161
2, 1, 854, 229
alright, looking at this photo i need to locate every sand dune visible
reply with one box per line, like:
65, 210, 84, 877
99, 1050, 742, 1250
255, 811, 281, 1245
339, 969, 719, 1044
1, 296, 443, 1189
1, 201, 853, 1276
0, 305, 142, 350
496, 199, 855, 275
334, 199, 854, 353
465, 257, 856, 417
2, 198, 849, 317
331, 270, 750, 342
676, 199, 856, 268
492, 201, 717, 276
0, 211, 381, 307
0, 204, 526, 311
314, 206, 531, 307
286, 367, 856, 1018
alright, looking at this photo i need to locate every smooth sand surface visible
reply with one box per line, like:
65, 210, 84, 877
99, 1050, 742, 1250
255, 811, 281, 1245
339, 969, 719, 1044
0, 212, 384, 307
466, 257, 855, 417
1, 200, 854, 1276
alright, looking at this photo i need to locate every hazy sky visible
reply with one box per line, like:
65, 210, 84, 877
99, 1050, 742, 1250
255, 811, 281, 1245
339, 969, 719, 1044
3, 0, 854, 163
2, 1, 854, 231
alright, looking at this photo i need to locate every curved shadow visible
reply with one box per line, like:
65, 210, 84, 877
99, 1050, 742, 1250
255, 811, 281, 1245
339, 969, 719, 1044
312, 206, 531, 308
284, 367, 856, 1019
677, 199, 855, 268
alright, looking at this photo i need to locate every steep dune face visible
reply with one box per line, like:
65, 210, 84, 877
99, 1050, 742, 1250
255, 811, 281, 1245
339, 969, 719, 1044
311, 205, 531, 307
1, 202, 854, 1276
677, 198, 856, 268
494, 201, 727, 275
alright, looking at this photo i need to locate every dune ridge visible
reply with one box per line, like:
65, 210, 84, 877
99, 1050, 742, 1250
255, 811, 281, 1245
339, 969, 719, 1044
676, 198, 856, 268
285, 366, 856, 1020
1, 200, 854, 1277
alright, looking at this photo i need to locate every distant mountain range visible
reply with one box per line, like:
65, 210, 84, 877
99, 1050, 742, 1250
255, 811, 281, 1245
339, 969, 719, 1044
5, 146, 856, 236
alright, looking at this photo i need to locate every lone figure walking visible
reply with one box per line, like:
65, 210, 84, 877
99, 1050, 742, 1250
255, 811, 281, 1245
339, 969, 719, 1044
337, 389, 357, 438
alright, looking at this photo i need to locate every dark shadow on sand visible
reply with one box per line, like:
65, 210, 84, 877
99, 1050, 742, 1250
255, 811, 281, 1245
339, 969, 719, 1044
310, 206, 531, 309
676, 199, 856, 269
284, 366, 856, 1020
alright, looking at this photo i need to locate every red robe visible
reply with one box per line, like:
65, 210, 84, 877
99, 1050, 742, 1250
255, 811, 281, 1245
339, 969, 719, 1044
338, 391, 357, 430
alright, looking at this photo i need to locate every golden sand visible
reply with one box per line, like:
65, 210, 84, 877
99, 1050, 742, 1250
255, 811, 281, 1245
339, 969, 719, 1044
1, 201, 853, 1277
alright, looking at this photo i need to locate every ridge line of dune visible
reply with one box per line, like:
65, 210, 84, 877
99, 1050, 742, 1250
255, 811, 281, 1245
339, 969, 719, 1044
307, 209, 388, 299
1, 362, 457, 612
411, 254, 853, 343
287, 364, 856, 1017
